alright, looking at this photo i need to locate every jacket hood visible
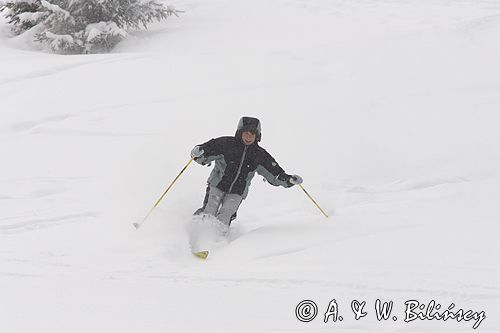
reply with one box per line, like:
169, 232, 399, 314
235, 116, 262, 142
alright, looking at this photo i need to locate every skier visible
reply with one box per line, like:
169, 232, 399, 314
190, 116, 303, 229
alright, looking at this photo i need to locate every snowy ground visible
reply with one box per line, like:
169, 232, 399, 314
1, 0, 500, 332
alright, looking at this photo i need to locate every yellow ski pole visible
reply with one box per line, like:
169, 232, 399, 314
298, 184, 329, 218
133, 158, 194, 229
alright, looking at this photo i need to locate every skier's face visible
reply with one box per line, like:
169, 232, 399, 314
242, 131, 256, 145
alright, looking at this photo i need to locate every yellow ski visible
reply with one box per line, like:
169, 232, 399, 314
193, 251, 209, 259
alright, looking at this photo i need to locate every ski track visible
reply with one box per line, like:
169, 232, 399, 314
27, 128, 154, 137
0, 54, 147, 86
6, 100, 168, 135
8, 114, 75, 133
0, 177, 87, 201
343, 176, 472, 194
137, 274, 500, 301
0, 212, 98, 234
0, 271, 46, 278
460, 13, 500, 33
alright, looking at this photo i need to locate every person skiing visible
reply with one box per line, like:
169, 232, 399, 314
190, 116, 303, 229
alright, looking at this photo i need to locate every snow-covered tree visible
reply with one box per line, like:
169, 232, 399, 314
0, 0, 179, 53
0, 0, 45, 34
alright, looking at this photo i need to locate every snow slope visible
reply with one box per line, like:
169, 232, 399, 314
1, 0, 500, 332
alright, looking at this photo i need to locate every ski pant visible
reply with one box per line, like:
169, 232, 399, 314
194, 184, 240, 224
199, 185, 242, 226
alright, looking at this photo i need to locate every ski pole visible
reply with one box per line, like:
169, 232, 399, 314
133, 158, 194, 229
298, 184, 329, 218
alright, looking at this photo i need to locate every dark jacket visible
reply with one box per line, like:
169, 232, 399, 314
194, 136, 293, 199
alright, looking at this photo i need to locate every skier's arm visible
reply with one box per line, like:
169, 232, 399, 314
256, 151, 296, 188
191, 137, 225, 165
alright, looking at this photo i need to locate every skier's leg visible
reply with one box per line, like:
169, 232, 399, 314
229, 198, 243, 224
203, 186, 225, 217
230, 212, 237, 223
217, 193, 243, 226
193, 184, 210, 215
